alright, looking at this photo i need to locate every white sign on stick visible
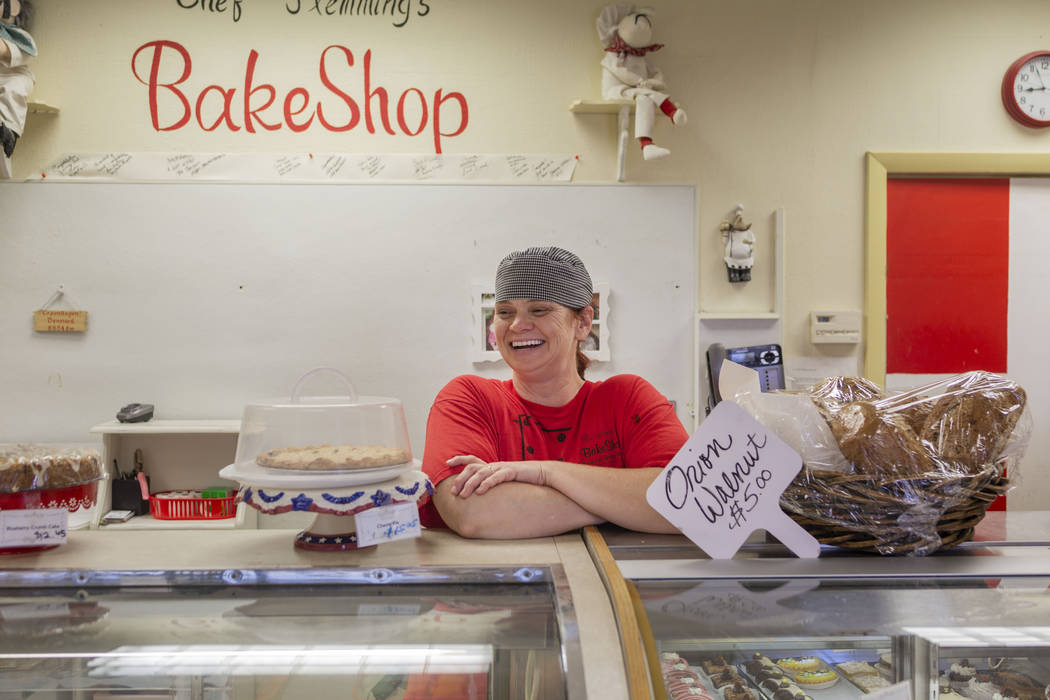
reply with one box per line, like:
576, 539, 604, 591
646, 376, 820, 559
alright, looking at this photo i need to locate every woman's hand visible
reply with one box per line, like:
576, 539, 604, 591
446, 455, 547, 498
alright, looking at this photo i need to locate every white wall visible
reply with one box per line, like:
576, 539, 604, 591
0, 182, 696, 457
9, 0, 1050, 507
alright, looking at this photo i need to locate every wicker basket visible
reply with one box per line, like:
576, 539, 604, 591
782, 462, 1009, 555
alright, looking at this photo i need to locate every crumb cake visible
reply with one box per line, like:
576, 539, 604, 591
0, 444, 101, 493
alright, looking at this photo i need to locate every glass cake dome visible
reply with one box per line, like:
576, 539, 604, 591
233, 368, 412, 472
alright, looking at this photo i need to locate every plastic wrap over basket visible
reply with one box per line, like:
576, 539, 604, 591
727, 371, 1031, 555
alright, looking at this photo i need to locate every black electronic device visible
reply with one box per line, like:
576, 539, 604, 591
706, 342, 785, 412
116, 403, 154, 423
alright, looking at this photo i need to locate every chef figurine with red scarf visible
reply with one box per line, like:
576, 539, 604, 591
0, 0, 35, 178
597, 4, 687, 161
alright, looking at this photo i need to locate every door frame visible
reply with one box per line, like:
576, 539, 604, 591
864, 152, 1050, 385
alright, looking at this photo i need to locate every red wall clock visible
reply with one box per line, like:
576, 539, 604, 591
1002, 50, 1050, 127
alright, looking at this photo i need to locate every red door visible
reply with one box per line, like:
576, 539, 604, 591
885, 177, 1011, 510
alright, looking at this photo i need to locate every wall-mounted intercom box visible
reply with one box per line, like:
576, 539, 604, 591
810, 310, 862, 344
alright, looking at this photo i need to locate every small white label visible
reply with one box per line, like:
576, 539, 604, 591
0, 509, 68, 547
354, 502, 422, 547
645, 400, 820, 559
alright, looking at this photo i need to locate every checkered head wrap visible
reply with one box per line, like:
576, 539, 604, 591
495, 246, 593, 309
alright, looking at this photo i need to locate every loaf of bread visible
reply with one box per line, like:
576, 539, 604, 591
826, 400, 941, 479
810, 376, 884, 420
918, 373, 1027, 472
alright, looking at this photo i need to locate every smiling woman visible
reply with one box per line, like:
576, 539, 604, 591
418, 246, 689, 539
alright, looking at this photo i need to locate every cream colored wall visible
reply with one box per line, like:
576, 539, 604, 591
15, 0, 1050, 507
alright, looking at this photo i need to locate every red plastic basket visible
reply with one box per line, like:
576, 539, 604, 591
149, 491, 237, 520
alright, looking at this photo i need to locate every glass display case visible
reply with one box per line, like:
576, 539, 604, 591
589, 516, 1050, 700
0, 565, 584, 699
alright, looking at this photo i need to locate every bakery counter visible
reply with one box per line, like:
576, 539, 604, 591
0, 528, 628, 700
585, 512, 1050, 700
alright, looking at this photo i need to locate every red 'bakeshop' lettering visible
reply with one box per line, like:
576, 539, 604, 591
131, 40, 469, 153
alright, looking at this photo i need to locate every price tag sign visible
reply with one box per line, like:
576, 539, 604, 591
646, 399, 820, 559
0, 509, 68, 547
354, 502, 422, 548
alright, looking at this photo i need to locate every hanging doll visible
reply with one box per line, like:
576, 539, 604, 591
596, 4, 687, 160
720, 205, 755, 283
0, 0, 36, 178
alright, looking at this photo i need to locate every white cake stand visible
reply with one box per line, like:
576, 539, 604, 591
219, 461, 432, 551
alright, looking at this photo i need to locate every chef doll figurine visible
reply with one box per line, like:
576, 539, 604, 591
720, 205, 755, 283
596, 4, 687, 161
0, 0, 36, 178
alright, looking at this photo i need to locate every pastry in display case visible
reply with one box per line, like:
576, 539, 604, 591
220, 369, 431, 550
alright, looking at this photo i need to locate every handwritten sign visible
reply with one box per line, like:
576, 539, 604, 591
33, 310, 88, 332
355, 502, 422, 547
646, 400, 820, 559
0, 508, 68, 547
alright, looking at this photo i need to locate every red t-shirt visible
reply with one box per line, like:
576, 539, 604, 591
419, 374, 689, 528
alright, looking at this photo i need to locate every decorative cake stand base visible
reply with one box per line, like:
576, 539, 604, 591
294, 512, 373, 551
222, 466, 432, 553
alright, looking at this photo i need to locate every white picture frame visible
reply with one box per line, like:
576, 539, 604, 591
472, 283, 610, 363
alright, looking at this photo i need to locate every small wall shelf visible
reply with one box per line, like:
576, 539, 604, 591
570, 99, 634, 182
92, 419, 241, 435
27, 101, 59, 115
698, 311, 780, 320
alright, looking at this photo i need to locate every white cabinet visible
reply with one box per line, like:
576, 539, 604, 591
89, 420, 250, 530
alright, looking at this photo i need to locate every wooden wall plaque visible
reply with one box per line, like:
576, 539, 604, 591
34, 310, 88, 332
